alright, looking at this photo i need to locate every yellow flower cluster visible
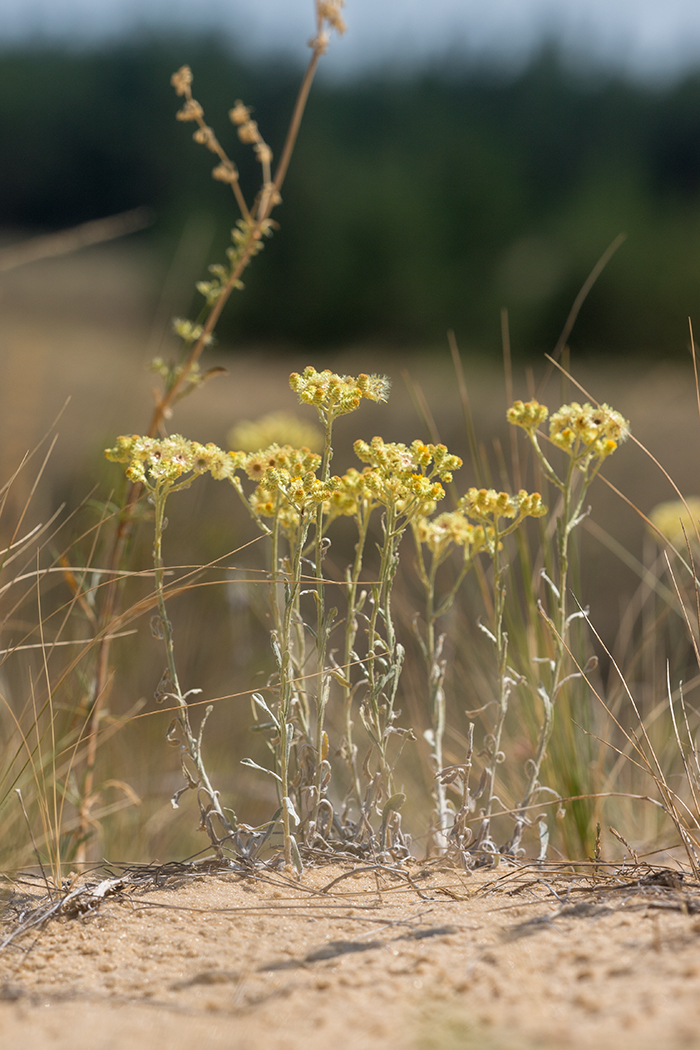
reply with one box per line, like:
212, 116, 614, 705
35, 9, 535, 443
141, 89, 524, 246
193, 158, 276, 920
507, 399, 549, 433
548, 402, 629, 460
352, 437, 462, 515
239, 444, 321, 483
170, 65, 193, 97
324, 468, 373, 519
354, 437, 461, 483
249, 486, 301, 538
416, 512, 489, 558
364, 470, 444, 512
262, 468, 339, 512
460, 487, 547, 524
228, 413, 323, 454
289, 367, 391, 418
105, 435, 240, 486
237, 444, 338, 531
649, 497, 700, 545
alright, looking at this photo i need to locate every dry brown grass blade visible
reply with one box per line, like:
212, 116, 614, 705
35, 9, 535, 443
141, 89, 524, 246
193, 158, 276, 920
0, 208, 153, 273
564, 603, 700, 875
537, 232, 627, 395
667, 670, 700, 820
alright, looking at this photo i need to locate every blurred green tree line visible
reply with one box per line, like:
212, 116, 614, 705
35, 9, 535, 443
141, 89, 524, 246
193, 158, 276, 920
3, 37, 700, 356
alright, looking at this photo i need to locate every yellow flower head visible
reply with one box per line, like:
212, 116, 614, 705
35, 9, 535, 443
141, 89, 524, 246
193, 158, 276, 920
170, 66, 193, 97
459, 487, 547, 526
507, 399, 549, 433
317, 0, 347, 34
250, 484, 301, 540
324, 467, 375, 519
289, 366, 390, 419
549, 402, 629, 461
417, 512, 489, 559
354, 437, 461, 483
241, 444, 322, 483
260, 467, 340, 513
649, 497, 700, 545
352, 437, 460, 517
105, 435, 239, 487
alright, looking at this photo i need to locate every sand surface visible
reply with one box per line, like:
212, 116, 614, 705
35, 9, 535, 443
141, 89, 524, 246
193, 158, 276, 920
1, 862, 700, 1050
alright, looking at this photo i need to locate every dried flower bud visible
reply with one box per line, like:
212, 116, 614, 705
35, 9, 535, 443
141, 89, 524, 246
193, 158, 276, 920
238, 121, 260, 145
170, 66, 193, 97
309, 30, 331, 54
176, 98, 204, 122
229, 100, 251, 126
317, 0, 347, 34
254, 142, 273, 166
193, 125, 219, 152
212, 161, 239, 184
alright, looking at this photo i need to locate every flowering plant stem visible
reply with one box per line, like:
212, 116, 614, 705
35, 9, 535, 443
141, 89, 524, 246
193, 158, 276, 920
151, 484, 236, 856
276, 511, 312, 870
475, 522, 510, 854
342, 509, 371, 805
412, 539, 474, 852
78, 15, 338, 860
510, 450, 598, 851
310, 413, 335, 826
362, 505, 405, 806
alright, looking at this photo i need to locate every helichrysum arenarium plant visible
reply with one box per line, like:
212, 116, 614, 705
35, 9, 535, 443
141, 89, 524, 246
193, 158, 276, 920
458, 487, 548, 856
505, 398, 630, 855
104, 370, 634, 870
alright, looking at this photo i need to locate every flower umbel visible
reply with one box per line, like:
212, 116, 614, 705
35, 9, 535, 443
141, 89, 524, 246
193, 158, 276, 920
105, 435, 240, 487
416, 512, 489, 560
507, 399, 549, 434
548, 401, 629, 462
459, 488, 547, 550
354, 437, 462, 518
289, 367, 391, 420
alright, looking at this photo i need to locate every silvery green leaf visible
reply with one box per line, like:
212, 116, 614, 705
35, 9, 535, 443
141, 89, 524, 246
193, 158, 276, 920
540, 569, 560, 599
283, 795, 300, 826
537, 817, 550, 862
252, 692, 279, 728
570, 506, 591, 531
241, 758, 282, 783
477, 619, 497, 644
290, 835, 303, 875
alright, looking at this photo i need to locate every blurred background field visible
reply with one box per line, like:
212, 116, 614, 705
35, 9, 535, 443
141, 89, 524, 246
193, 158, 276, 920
5, 37, 700, 357
2, 1, 700, 867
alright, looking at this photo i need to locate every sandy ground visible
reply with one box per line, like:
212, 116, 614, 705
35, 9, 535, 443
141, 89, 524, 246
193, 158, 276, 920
1, 861, 700, 1050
